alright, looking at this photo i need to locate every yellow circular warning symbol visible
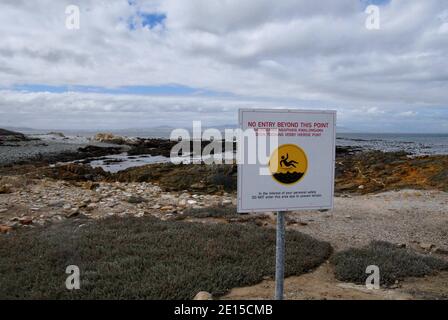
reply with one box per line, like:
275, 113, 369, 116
269, 144, 308, 185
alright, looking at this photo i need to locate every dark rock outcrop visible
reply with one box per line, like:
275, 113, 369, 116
0, 129, 29, 143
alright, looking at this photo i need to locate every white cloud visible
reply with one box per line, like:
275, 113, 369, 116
0, 0, 447, 131
0, 90, 446, 133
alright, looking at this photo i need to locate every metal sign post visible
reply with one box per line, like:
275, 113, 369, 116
275, 211, 286, 300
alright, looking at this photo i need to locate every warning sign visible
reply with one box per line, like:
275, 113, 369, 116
269, 144, 308, 185
237, 109, 336, 213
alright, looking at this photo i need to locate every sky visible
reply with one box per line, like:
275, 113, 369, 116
0, 0, 447, 133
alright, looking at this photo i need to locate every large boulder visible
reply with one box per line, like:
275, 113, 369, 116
193, 291, 213, 300
41, 163, 110, 182
92, 133, 129, 145
0, 129, 29, 142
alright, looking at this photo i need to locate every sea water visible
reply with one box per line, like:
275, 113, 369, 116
336, 133, 448, 156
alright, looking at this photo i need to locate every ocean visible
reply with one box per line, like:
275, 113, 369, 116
15, 130, 445, 173
115, 131, 448, 155
18, 128, 448, 156
336, 133, 448, 156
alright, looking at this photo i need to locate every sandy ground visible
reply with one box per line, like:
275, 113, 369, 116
222, 263, 448, 300
288, 190, 448, 252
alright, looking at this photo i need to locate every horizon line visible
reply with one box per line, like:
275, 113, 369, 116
2, 125, 447, 136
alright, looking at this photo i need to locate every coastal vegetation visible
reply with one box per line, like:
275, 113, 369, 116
332, 241, 448, 286
0, 216, 331, 299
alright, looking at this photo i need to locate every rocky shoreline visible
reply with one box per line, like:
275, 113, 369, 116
1, 131, 447, 191
0, 129, 31, 143
1, 131, 447, 240
1, 131, 447, 193
3, 143, 445, 195
0, 131, 127, 166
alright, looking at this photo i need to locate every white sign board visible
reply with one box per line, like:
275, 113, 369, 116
238, 109, 336, 213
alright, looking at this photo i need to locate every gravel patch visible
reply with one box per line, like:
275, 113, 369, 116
289, 190, 448, 253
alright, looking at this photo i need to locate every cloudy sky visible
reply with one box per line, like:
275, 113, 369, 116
0, 0, 447, 132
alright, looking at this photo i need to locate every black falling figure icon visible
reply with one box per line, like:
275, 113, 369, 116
280, 154, 298, 168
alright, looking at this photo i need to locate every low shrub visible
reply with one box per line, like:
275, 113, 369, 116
331, 241, 448, 286
0, 217, 331, 299
181, 205, 238, 219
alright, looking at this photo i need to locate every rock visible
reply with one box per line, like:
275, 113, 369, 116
434, 247, 448, 255
110, 162, 237, 194
179, 193, 190, 199
187, 200, 197, 205
48, 132, 65, 138
419, 243, 434, 251
6, 221, 19, 228
222, 199, 232, 205
358, 185, 365, 190
66, 209, 80, 218
127, 138, 176, 157
161, 206, 174, 211
160, 194, 177, 203
152, 204, 161, 210
0, 225, 12, 234
338, 182, 357, 191
191, 183, 207, 190
42, 163, 109, 182
63, 204, 72, 210
79, 200, 91, 208
193, 291, 213, 300
86, 203, 98, 211
0, 185, 12, 194
335, 150, 448, 194
19, 217, 33, 225
127, 196, 146, 204
0, 208, 8, 213
0, 128, 29, 141
92, 133, 128, 144
81, 181, 100, 190
48, 200, 64, 208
